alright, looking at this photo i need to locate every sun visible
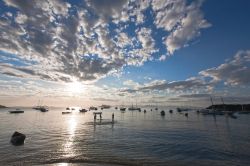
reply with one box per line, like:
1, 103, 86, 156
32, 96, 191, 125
67, 80, 84, 95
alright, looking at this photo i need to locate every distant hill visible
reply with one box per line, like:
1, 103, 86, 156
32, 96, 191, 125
0, 105, 7, 108
206, 104, 250, 112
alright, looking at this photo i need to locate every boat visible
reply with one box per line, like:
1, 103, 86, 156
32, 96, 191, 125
120, 107, 126, 111
62, 111, 71, 114
177, 107, 190, 112
89, 106, 98, 110
33, 105, 49, 112
100, 104, 111, 109
33, 99, 48, 112
40, 106, 49, 112
128, 104, 141, 111
79, 108, 88, 112
34, 106, 49, 112
201, 109, 224, 115
32, 106, 40, 110
128, 107, 141, 111
155, 103, 158, 110
202, 97, 225, 116
32, 99, 42, 110
9, 109, 24, 114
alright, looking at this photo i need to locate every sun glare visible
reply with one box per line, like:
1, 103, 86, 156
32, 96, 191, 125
67, 81, 84, 95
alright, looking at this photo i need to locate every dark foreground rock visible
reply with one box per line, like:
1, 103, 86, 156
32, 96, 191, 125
10, 131, 26, 146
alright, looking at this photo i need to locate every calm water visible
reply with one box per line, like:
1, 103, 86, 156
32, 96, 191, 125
0, 107, 250, 166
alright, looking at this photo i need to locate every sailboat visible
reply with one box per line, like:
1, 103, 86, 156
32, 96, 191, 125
120, 107, 126, 111
33, 99, 49, 112
201, 97, 224, 115
128, 101, 141, 111
119, 101, 126, 111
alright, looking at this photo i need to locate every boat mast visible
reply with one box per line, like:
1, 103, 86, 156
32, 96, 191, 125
210, 96, 214, 110
220, 97, 225, 111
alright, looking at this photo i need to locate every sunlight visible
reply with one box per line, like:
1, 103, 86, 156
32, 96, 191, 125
68, 116, 77, 136
62, 116, 77, 157
66, 80, 84, 95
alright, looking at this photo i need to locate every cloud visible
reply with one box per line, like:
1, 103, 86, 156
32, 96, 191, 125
86, 0, 128, 20
0, 0, 130, 82
140, 78, 212, 92
118, 50, 250, 97
137, 27, 155, 49
121, 78, 213, 95
179, 93, 211, 98
123, 79, 140, 88
152, 0, 211, 54
116, 32, 132, 48
0, 0, 210, 83
126, 0, 150, 25
92, 97, 118, 102
159, 55, 167, 61
200, 50, 250, 86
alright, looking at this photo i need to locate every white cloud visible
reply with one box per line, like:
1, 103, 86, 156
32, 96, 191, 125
152, 0, 211, 54
137, 27, 155, 48
152, 0, 186, 31
0, 0, 133, 82
15, 13, 28, 24
200, 50, 250, 86
0, 0, 210, 84
159, 55, 167, 61
123, 79, 140, 88
121, 78, 213, 95
116, 32, 131, 48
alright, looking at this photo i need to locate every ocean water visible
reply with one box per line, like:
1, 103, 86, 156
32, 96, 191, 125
0, 107, 250, 166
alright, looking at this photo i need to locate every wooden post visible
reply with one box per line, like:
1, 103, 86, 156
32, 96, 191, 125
112, 113, 114, 123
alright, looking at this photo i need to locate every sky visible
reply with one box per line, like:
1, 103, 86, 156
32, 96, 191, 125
0, 0, 250, 107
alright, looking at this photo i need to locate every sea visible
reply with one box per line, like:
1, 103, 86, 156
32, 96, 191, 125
0, 107, 250, 166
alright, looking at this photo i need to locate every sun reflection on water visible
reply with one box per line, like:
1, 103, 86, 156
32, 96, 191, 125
62, 115, 77, 157
57, 163, 69, 166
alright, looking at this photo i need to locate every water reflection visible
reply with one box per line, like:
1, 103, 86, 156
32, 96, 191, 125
1, 108, 250, 165
57, 163, 68, 166
62, 115, 77, 157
